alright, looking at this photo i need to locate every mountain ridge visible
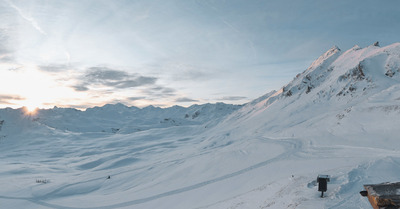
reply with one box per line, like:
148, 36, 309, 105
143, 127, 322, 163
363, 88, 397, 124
212, 42, 400, 148
0, 102, 242, 135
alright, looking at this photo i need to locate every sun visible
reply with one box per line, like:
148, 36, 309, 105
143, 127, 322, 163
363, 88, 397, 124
26, 105, 38, 113
23, 105, 39, 115
21, 98, 42, 115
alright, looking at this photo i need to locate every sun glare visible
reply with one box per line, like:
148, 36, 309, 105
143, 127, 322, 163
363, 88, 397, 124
23, 105, 39, 115
0, 65, 78, 110
26, 105, 38, 113
21, 96, 44, 115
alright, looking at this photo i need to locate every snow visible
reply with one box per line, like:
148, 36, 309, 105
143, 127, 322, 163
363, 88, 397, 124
1, 42, 400, 209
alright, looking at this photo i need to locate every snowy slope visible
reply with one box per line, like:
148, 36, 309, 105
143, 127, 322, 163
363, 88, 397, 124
201, 42, 400, 208
1, 42, 400, 209
219, 42, 400, 147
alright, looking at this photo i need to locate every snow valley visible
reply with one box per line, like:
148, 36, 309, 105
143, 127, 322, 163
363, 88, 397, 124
1, 42, 400, 209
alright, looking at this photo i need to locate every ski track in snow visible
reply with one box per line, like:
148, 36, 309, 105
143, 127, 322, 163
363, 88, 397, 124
0, 137, 301, 209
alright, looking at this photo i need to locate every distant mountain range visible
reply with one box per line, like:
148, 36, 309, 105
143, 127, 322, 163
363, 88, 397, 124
0, 102, 242, 135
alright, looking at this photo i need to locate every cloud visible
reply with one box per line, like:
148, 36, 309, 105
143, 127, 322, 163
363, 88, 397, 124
0, 55, 14, 62
140, 86, 177, 98
161, 87, 176, 94
75, 67, 157, 91
217, 96, 247, 101
175, 97, 199, 103
72, 85, 89, 92
38, 64, 71, 72
85, 67, 128, 82
127, 96, 146, 101
113, 76, 156, 89
0, 94, 25, 104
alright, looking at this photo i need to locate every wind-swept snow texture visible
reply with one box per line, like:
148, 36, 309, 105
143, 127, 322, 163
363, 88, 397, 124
1, 43, 400, 209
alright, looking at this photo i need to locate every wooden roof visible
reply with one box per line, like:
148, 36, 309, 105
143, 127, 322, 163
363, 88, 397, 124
363, 182, 400, 209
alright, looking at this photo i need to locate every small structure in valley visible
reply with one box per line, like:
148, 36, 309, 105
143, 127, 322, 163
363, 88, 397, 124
317, 174, 330, 197
360, 182, 400, 209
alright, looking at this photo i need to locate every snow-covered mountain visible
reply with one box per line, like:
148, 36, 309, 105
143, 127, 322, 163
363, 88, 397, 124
216, 42, 400, 147
1, 42, 400, 209
0, 102, 241, 135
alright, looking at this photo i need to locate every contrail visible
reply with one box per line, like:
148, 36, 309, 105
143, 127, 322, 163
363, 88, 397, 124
6, 0, 47, 35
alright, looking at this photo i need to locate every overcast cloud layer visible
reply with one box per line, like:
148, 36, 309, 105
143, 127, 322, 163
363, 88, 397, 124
0, 0, 399, 109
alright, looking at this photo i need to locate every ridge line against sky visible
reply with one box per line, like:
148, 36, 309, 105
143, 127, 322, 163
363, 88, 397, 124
0, 0, 399, 110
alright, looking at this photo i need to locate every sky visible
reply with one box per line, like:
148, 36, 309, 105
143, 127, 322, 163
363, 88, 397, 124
0, 0, 399, 110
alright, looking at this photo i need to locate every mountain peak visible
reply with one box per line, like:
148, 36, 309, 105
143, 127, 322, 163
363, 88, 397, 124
277, 42, 400, 100
306, 45, 341, 72
280, 45, 343, 97
351, 45, 361, 50
331, 45, 341, 51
